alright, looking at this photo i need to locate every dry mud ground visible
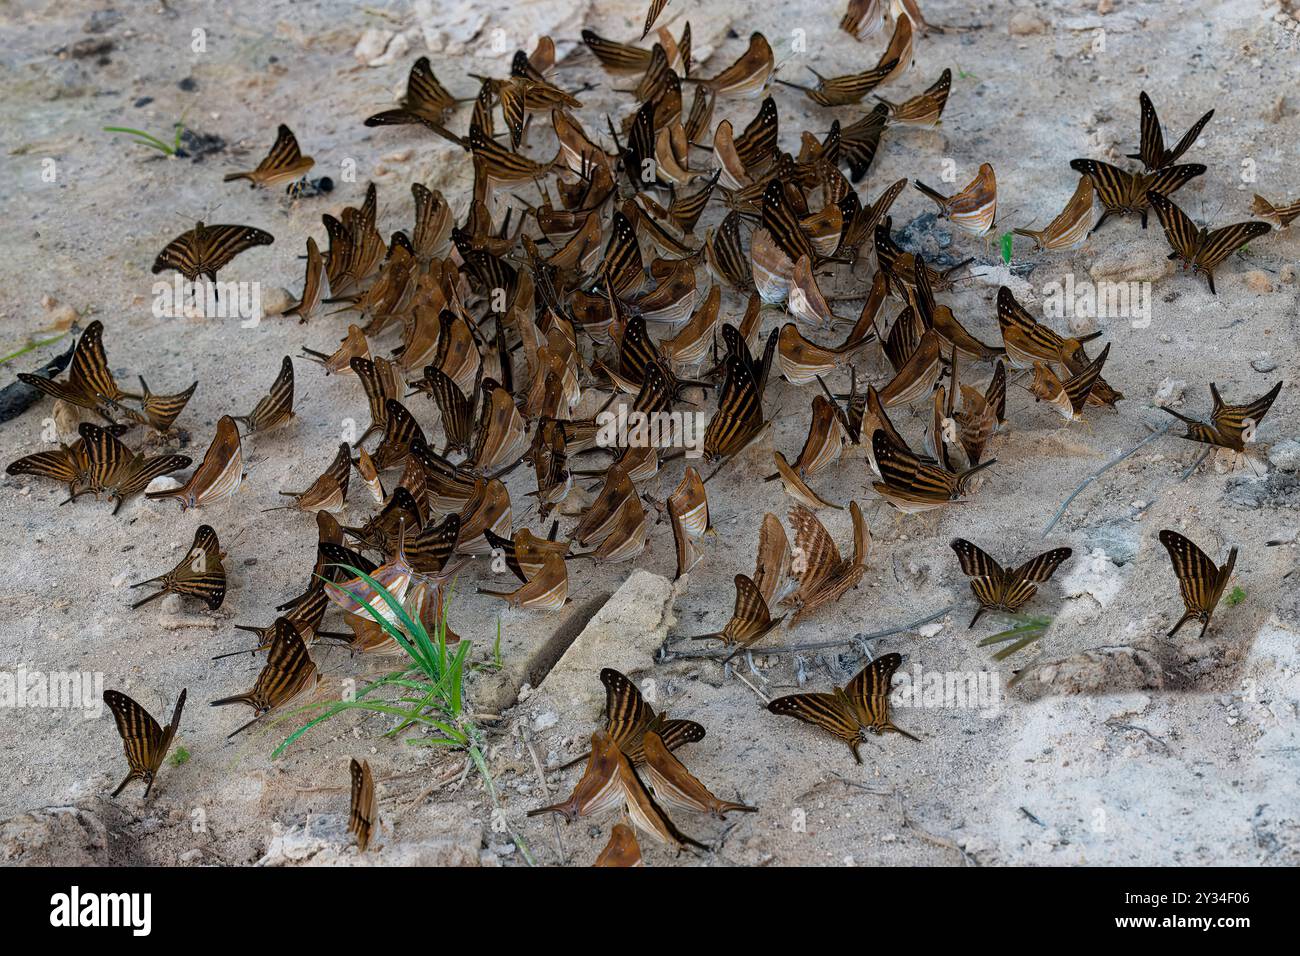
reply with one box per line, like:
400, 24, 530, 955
0, 0, 1297, 866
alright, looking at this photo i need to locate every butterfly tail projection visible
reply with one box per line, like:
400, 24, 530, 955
886, 722, 920, 742
1157, 405, 1201, 426
1166, 608, 1202, 639
967, 604, 988, 629
554, 751, 591, 772
954, 457, 997, 496
111, 770, 137, 798
913, 180, 949, 211
129, 587, 169, 610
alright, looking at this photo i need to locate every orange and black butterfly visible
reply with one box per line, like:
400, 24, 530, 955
234, 356, 295, 432
950, 538, 1072, 628
130, 524, 227, 610
594, 822, 644, 866
767, 652, 917, 763
17, 320, 125, 417
1128, 91, 1214, 172
117, 377, 198, 433
1147, 191, 1271, 295
349, 758, 377, 852
103, 688, 186, 798
559, 668, 705, 771
209, 617, 319, 738
223, 124, 314, 189
642, 731, 757, 819
152, 222, 274, 284
1158, 529, 1238, 639
364, 56, 459, 131
689, 573, 783, 661
1159, 381, 1281, 453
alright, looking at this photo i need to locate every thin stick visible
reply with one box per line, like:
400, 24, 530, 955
1178, 447, 1212, 481
659, 604, 956, 661
1040, 420, 1177, 538
519, 724, 565, 864
731, 668, 771, 705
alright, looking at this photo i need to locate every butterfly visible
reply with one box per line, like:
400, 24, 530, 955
130, 524, 227, 610
914, 163, 997, 236
103, 688, 186, 798
1012, 175, 1095, 251
950, 539, 1072, 628
839, 102, 889, 183
5, 422, 130, 501
146, 415, 243, 510
783, 501, 870, 626
152, 222, 274, 284
703, 352, 765, 462
476, 551, 568, 610
17, 320, 125, 417
75, 422, 192, 515
272, 442, 351, 513
667, 466, 710, 579
1159, 381, 1282, 453
775, 59, 899, 106
1029, 342, 1111, 421
210, 617, 319, 738
223, 124, 314, 189
767, 652, 917, 763
234, 356, 295, 432
116, 376, 198, 433
1069, 158, 1204, 231
871, 428, 995, 512
349, 758, 377, 852
364, 56, 459, 131
1250, 194, 1300, 228
1158, 529, 1238, 639
689, 31, 773, 97
531, 731, 707, 851
876, 67, 951, 127
1128, 91, 1214, 171
1147, 191, 1271, 294
642, 731, 757, 818
559, 668, 706, 771
581, 30, 655, 75
285, 237, 330, 324
689, 573, 783, 661
594, 821, 644, 866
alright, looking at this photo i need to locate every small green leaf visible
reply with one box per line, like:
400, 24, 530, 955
169, 746, 191, 767
1000, 231, 1013, 265
1226, 586, 1246, 607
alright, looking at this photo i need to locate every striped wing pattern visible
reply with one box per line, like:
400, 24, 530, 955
104, 688, 185, 798
348, 758, 376, 852
237, 356, 295, 432
1148, 191, 1270, 293
1159, 530, 1237, 638
152, 223, 274, 282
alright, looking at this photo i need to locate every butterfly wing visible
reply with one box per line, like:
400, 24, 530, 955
195, 224, 276, 277
103, 690, 164, 794
789, 503, 842, 591
1190, 221, 1271, 275
1158, 529, 1221, 635
767, 691, 863, 758
349, 758, 376, 851
845, 651, 902, 727
599, 667, 655, 750
1001, 547, 1073, 612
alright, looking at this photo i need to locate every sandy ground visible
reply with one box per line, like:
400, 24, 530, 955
0, 0, 1297, 866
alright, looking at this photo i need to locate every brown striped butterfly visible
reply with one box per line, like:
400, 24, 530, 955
103, 688, 186, 798
950, 538, 1072, 628
1069, 158, 1204, 231
349, 758, 377, 852
688, 573, 783, 661
234, 356, 295, 433
76, 422, 192, 515
782, 501, 870, 626
642, 731, 757, 818
18, 320, 125, 417
1250, 194, 1300, 228
209, 617, 319, 738
1129, 91, 1214, 172
1147, 190, 1271, 295
1158, 529, 1238, 639
130, 524, 227, 610
1160, 381, 1281, 454
152, 222, 274, 284
767, 652, 917, 763
559, 668, 705, 771
914, 162, 997, 236
146, 415, 243, 511
272, 442, 351, 513
223, 124, 314, 189
364, 56, 459, 130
